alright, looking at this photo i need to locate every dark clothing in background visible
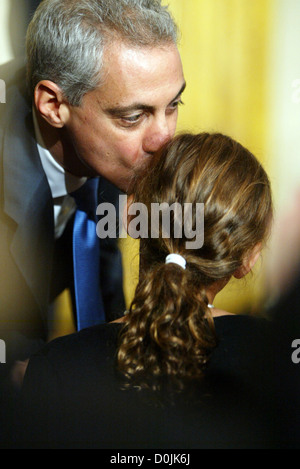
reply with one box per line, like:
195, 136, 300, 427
17, 315, 282, 449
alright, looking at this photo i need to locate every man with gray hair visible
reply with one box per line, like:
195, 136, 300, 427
0, 0, 185, 408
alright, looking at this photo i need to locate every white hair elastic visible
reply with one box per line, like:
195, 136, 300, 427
165, 253, 186, 270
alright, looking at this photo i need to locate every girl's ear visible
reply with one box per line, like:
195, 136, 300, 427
233, 242, 262, 279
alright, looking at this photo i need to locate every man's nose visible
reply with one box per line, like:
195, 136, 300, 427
143, 117, 174, 154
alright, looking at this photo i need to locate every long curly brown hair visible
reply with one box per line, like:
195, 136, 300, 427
117, 132, 273, 392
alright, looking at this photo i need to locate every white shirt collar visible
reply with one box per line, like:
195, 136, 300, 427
32, 108, 86, 198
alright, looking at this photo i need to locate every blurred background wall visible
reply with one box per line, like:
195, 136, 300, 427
0, 0, 40, 63
123, 0, 300, 315
1, 0, 300, 320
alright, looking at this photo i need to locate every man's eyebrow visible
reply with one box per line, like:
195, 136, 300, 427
105, 81, 186, 117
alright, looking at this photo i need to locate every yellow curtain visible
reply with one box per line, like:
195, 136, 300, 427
122, 0, 274, 314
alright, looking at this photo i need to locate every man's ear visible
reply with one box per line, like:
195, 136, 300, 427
233, 242, 262, 279
34, 80, 70, 128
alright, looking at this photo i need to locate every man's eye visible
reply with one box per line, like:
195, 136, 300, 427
120, 114, 143, 126
165, 99, 184, 116
171, 99, 184, 109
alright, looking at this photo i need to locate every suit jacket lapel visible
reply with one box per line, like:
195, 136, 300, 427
2, 84, 54, 317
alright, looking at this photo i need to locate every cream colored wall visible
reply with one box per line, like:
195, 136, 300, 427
266, 0, 300, 209
0, 0, 14, 65
264, 0, 300, 302
0, 0, 28, 66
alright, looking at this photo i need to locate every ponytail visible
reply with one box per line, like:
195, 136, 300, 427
117, 260, 217, 392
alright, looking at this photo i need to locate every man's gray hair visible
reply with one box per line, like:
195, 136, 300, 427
26, 0, 178, 106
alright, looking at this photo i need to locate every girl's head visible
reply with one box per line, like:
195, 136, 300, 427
118, 132, 273, 391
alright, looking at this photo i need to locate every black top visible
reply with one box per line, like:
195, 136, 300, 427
17, 315, 281, 449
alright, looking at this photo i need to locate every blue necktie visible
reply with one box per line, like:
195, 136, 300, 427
71, 178, 105, 330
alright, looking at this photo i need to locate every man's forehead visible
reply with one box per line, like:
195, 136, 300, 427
102, 39, 182, 75
93, 41, 184, 106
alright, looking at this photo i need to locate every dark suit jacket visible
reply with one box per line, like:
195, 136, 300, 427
0, 63, 125, 375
